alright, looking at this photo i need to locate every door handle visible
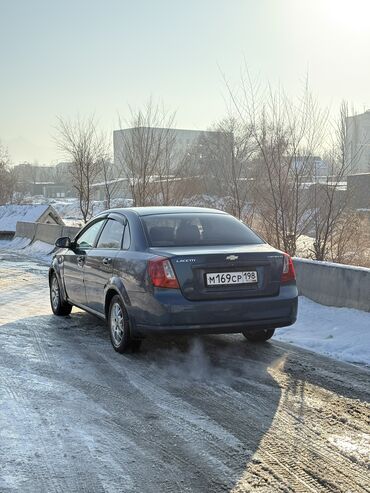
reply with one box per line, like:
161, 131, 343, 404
77, 255, 85, 265
103, 257, 112, 265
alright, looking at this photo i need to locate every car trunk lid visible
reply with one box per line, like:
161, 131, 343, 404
148, 244, 284, 301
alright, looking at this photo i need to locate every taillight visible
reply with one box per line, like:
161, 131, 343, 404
148, 257, 179, 289
281, 253, 296, 283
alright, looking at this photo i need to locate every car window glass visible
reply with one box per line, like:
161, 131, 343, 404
76, 220, 105, 249
96, 219, 124, 249
122, 223, 131, 250
141, 213, 263, 247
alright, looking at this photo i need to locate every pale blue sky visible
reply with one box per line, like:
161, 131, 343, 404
1, 0, 369, 163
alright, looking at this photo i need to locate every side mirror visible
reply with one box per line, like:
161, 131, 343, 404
55, 236, 72, 249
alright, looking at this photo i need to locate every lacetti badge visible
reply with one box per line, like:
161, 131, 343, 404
226, 255, 238, 261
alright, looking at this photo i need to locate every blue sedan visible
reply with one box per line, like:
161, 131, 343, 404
49, 206, 298, 352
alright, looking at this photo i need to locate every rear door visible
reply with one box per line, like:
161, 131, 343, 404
84, 215, 126, 314
63, 218, 106, 305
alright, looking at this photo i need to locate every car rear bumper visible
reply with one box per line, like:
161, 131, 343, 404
131, 284, 298, 337
135, 317, 296, 335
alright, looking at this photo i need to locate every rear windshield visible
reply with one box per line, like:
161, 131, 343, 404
141, 213, 263, 247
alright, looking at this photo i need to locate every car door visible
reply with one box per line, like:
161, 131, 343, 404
84, 215, 126, 314
63, 218, 106, 306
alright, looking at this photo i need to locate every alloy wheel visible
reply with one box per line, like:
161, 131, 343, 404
51, 276, 60, 310
110, 302, 125, 346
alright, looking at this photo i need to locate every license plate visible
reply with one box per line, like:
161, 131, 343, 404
206, 271, 258, 286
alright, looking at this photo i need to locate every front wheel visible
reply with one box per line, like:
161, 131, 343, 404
50, 273, 72, 316
108, 295, 141, 353
242, 328, 275, 342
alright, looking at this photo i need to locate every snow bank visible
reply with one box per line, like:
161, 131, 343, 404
276, 296, 370, 366
0, 238, 53, 263
0, 236, 31, 249
21, 240, 55, 260
48, 197, 133, 225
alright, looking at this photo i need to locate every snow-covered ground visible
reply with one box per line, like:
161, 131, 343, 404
276, 297, 370, 367
1, 250, 368, 492
0, 239, 54, 263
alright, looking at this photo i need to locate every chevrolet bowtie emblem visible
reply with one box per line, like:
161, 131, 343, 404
226, 255, 238, 261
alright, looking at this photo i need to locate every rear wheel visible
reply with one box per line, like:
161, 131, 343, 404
242, 328, 275, 342
50, 273, 72, 316
108, 295, 141, 353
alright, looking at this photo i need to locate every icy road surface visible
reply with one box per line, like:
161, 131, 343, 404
0, 252, 369, 493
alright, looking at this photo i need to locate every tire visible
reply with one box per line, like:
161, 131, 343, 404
108, 295, 140, 353
50, 273, 72, 316
242, 328, 275, 342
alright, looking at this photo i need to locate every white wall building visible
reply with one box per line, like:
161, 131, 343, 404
345, 110, 370, 174
113, 127, 231, 171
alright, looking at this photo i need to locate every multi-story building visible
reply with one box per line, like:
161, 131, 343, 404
345, 110, 370, 174
347, 173, 370, 210
113, 127, 232, 172
12, 162, 76, 198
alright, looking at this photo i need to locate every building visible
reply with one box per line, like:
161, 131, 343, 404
345, 110, 370, 174
0, 204, 64, 239
91, 177, 129, 201
293, 155, 328, 180
113, 127, 232, 172
12, 163, 55, 185
12, 162, 76, 198
347, 173, 370, 210
31, 182, 72, 198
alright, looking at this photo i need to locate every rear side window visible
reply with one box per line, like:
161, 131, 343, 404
96, 219, 124, 249
122, 223, 131, 250
141, 213, 263, 247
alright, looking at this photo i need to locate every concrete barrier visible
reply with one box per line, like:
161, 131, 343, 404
34, 223, 64, 244
15, 221, 37, 242
61, 225, 80, 239
13, 221, 80, 247
293, 258, 370, 312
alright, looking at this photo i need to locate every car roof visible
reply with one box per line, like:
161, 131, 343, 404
104, 206, 228, 217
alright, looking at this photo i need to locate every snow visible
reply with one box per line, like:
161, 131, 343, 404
0, 204, 50, 232
276, 296, 370, 366
45, 198, 133, 226
20, 240, 55, 261
295, 235, 314, 257
0, 238, 53, 262
328, 433, 369, 457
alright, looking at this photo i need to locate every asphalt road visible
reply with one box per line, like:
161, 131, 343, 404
0, 251, 369, 493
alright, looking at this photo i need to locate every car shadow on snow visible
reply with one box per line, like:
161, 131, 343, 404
0, 309, 312, 492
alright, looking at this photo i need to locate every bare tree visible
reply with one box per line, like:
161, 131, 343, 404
55, 116, 107, 222
198, 116, 256, 219
226, 71, 329, 255
310, 102, 362, 260
99, 157, 124, 209
0, 142, 16, 204
116, 100, 185, 206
